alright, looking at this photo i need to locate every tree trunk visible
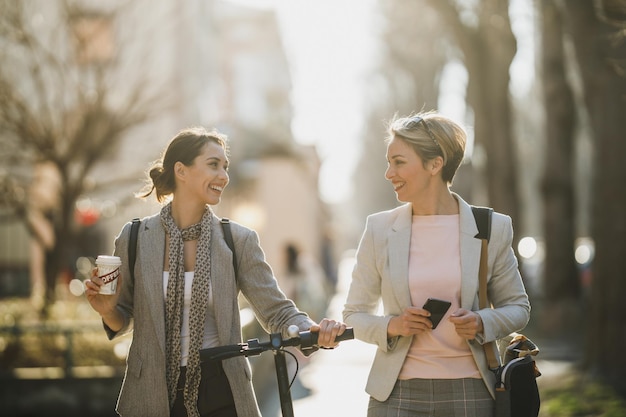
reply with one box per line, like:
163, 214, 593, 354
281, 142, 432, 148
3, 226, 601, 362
354, 0, 447, 223
43, 245, 61, 318
566, 0, 626, 393
40, 167, 78, 316
428, 0, 522, 236
466, 0, 522, 242
538, 0, 580, 335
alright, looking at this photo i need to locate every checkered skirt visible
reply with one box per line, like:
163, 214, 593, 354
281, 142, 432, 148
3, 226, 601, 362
368, 378, 494, 417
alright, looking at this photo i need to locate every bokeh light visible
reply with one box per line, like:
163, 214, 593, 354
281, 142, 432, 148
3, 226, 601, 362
114, 340, 130, 360
575, 237, 594, 265
69, 278, 85, 296
518, 236, 538, 259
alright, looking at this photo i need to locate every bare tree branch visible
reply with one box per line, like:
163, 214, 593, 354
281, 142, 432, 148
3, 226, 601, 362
0, 0, 168, 311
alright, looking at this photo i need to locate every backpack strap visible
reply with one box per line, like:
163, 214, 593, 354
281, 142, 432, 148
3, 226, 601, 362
128, 218, 141, 281
127, 217, 238, 283
220, 218, 238, 282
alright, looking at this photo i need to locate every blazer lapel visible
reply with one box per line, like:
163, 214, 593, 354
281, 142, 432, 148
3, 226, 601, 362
388, 204, 413, 308
140, 216, 167, 354
457, 195, 482, 310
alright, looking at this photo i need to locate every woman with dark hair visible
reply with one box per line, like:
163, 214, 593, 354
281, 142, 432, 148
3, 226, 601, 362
343, 112, 531, 417
85, 127, 346, 417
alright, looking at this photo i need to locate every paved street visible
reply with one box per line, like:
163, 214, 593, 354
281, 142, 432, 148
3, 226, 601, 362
288, 311, 376, 416
258, 255, 376, 417
258, 335, 376, 417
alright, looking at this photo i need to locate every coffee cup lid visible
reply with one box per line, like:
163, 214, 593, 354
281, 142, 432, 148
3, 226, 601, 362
96, 255, 122, 266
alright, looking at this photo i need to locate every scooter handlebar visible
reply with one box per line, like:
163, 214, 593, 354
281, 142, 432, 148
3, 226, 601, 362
296, 327, 354, 350
200, 327, 354, 361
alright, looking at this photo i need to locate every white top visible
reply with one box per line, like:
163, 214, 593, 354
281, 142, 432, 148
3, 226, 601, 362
163, 271, 220, 366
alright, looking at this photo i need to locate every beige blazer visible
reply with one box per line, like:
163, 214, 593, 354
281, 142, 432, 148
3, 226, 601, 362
343, 193, 531, 401
105, 211, 313, 417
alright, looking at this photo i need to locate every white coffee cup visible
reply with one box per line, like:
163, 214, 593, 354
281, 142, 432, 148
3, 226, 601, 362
96, 255, 122, 295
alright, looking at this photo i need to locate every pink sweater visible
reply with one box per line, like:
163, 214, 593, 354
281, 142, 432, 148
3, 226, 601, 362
398, 215, 481, 380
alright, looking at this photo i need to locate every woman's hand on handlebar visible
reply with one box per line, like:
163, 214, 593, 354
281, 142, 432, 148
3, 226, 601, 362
310, 318, 347, 348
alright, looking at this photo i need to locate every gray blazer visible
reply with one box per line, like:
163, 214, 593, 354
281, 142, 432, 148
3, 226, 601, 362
343, 193, 530, 401
105, 211, 314, 417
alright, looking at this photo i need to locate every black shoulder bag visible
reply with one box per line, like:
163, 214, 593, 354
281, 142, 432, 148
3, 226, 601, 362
127, 217, 238, 282
472, 206, 541, 417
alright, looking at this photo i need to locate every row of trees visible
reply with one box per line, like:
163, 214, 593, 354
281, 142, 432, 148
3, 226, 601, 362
352, 0, 626, 393
1, 0, 625, 395
566, 0, 626, 389
0, 1, 166, 315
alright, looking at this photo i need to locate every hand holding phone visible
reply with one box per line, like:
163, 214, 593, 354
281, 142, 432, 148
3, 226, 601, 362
422, 298, 452, 329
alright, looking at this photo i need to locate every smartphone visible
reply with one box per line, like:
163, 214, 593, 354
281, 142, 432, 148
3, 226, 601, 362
422, 298, 452, 329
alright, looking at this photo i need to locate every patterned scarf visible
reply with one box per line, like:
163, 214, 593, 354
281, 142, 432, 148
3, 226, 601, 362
161, 202, 212, 417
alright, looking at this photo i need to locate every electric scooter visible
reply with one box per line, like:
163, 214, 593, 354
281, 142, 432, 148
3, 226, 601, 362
200, 325, 354, 417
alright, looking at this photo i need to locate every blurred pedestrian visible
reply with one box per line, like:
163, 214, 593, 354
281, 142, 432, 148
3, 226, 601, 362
343, 112, 531, 417
284, 243, 329, 321
85, 127, 346, 417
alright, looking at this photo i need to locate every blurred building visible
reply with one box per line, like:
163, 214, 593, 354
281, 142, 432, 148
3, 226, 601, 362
0, 0, 335, 301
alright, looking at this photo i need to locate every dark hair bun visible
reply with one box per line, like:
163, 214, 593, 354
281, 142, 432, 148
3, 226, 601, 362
149, 165, 164, 183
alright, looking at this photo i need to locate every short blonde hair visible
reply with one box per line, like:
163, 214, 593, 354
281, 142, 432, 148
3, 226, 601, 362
386, 112, 466, 184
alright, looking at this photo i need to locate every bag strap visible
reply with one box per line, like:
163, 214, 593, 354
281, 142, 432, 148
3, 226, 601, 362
128, 218, 141, 281
220, 218, 238, 281
471, 206, 500, 370
472, 206, 492, 311
472, 206, 492, 242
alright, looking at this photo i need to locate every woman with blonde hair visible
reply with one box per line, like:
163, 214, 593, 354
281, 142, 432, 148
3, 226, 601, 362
343, 112, 530, 417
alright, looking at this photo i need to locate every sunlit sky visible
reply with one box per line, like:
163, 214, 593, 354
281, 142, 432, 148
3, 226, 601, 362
226, 0, 378, 204
225, 0, 534, 204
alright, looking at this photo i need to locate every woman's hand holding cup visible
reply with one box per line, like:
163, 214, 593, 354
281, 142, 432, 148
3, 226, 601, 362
84, 256, 122, 318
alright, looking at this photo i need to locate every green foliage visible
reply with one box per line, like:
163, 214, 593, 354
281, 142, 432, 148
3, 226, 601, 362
540, 374, 626, 417
0, 298, 127, 369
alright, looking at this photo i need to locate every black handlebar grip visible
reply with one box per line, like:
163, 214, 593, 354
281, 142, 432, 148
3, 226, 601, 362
200, 343, 245, 361
299, 327, 354, 349
334, 327, 354, 342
